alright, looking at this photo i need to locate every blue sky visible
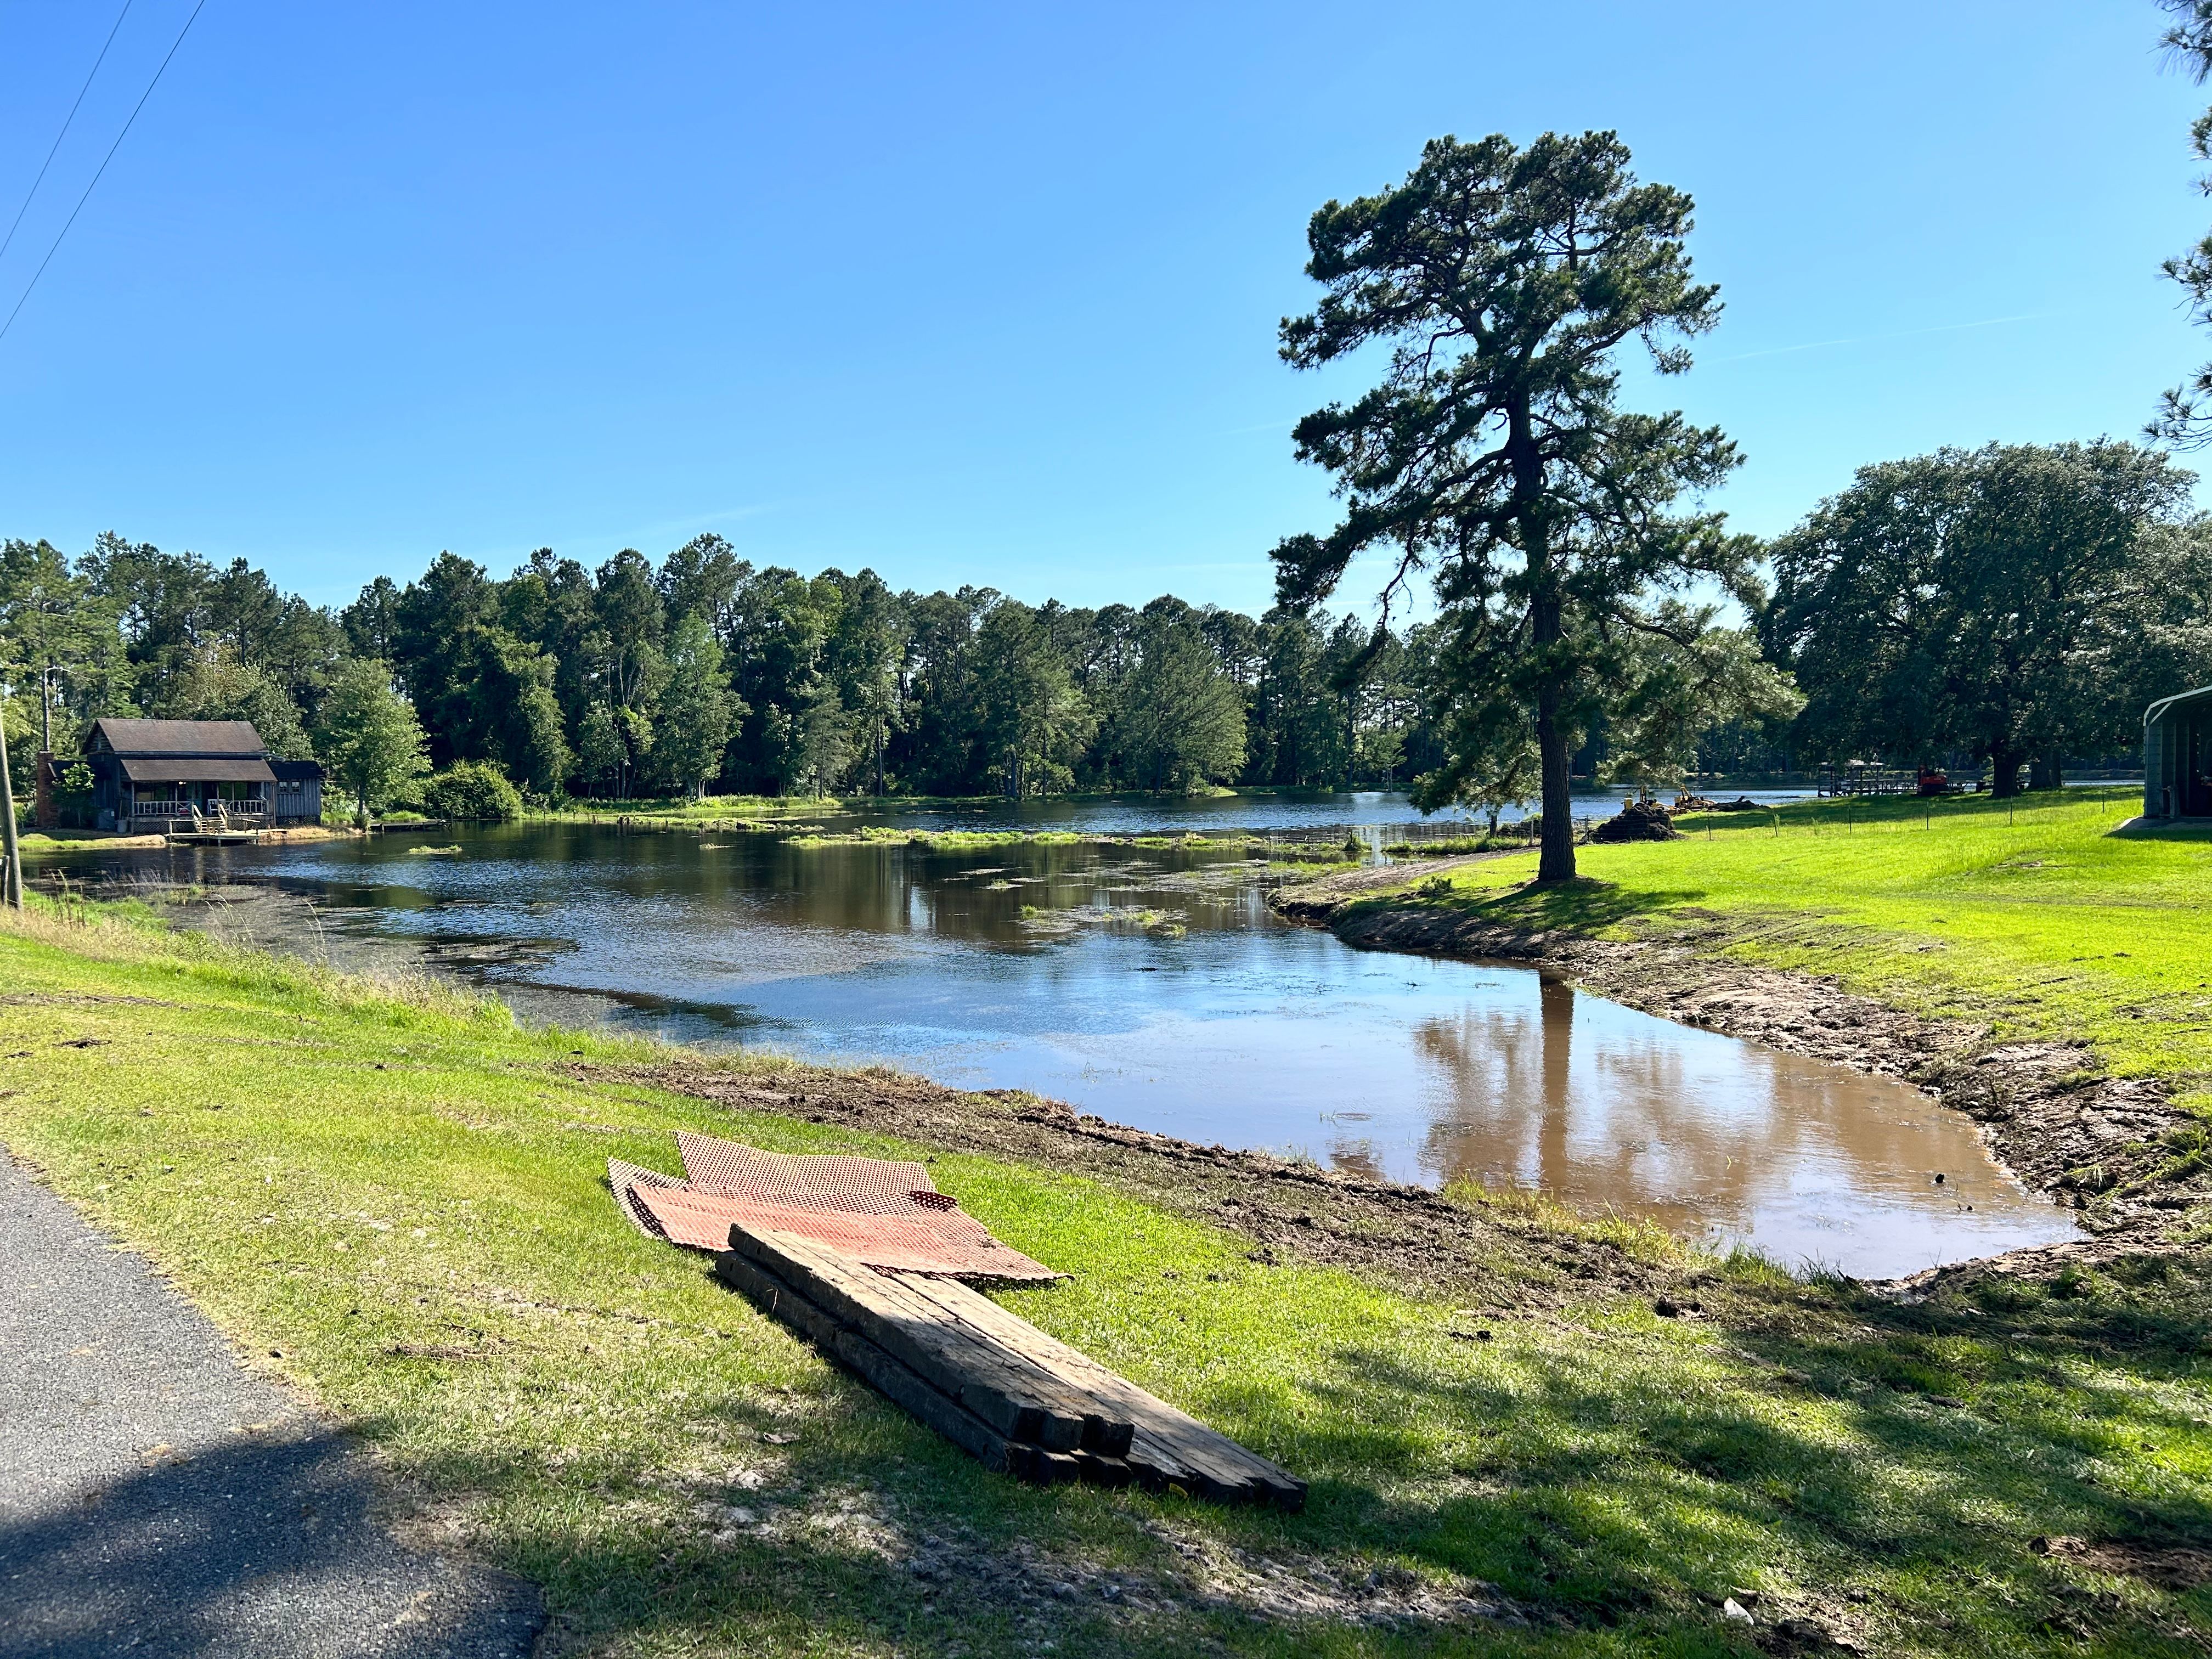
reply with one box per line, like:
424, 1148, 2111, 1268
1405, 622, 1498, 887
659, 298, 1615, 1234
0, 1, 2202, 614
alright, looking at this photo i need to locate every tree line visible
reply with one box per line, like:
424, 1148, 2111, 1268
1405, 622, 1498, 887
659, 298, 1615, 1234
7, 436, 2199, 829
0, 531, 1473, 807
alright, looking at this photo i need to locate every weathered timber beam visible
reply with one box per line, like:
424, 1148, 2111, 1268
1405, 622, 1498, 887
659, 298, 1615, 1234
712, 1249, 1025, 1476
725, 1225, 1122, 1454
891, 1270, 1306, 1511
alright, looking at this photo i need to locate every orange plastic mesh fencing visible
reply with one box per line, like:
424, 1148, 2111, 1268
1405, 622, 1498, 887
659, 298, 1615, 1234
610, 1135, 1058, 1281
608, 1158, 685, 1239
676, 1132, 936, 1211
631, 1184, 1057, 1279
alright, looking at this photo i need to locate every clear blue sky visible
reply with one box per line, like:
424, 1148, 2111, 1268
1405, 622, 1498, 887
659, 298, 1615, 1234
0, 1, 2202, 614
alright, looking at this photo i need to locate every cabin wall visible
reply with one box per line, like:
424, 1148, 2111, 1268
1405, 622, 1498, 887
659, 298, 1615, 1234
272, 775, 323, 822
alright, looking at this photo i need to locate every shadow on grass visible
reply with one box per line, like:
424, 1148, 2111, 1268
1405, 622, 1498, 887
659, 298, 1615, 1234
1443, 877, 1702, 936
1257, 1252, 2212, 1654
2108, 818, 2212, 843
338, 1249, 2212, 1659
1341, 877, 1681, 941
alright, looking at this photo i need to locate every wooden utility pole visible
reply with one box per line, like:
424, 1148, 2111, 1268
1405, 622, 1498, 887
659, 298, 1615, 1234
0, 684, 21, 910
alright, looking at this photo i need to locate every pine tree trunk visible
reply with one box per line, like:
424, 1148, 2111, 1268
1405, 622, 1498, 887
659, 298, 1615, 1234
1528, 552, 1575, 882
1511, 399, 1576, 883
1536, 692, 1575, 883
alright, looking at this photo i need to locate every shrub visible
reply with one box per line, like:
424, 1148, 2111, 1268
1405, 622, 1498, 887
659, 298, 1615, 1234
419, 761, 523, 822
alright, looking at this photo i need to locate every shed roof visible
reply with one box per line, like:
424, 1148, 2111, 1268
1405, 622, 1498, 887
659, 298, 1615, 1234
2146, 686, 2212, 727
89, 718, 269, 757
118, 755, 277, 785
269, 758, 324, 782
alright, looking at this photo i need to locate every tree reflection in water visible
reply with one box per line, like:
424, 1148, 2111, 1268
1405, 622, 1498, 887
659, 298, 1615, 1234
1407, 973, 2063, 1272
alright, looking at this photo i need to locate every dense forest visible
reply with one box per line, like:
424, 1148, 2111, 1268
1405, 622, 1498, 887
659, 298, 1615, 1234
3, 438, 2209, 817
0, 531, 1474, 803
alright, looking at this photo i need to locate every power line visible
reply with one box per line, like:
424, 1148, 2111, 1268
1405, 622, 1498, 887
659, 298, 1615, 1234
0, 0, 136, 269
0, 0, 206, 351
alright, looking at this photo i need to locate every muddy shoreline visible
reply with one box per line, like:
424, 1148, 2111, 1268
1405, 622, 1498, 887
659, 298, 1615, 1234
1267, 861, 2209, 1269
591, 1057, 1685, 1313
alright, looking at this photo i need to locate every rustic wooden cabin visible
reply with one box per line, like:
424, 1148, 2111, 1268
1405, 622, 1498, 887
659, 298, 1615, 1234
2144, 686, 2212, 820
84, 719, 279, 832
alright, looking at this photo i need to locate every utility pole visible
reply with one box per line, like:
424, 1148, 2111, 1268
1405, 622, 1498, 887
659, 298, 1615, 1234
0, 682, 22, 911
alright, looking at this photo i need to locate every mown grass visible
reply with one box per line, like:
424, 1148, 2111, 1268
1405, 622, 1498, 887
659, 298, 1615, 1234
0, 908, 2208, 1656
1372, 788, 2212, 1118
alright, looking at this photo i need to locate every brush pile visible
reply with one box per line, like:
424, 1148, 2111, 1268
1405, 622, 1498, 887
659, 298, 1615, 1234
1588, 799, 1683, 842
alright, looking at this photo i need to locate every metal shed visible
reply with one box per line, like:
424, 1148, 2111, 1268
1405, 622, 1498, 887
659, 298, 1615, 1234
2144, 686, 2212, 820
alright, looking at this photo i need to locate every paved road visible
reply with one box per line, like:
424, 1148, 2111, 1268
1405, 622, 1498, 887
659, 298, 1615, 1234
0, 1152, 544, 1658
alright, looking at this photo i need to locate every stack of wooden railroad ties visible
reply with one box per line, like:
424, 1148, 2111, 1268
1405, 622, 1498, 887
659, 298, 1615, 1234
612, 1132, 1304, 1510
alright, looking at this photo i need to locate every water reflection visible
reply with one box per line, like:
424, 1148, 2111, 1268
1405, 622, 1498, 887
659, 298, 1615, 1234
30, 809, 2073, 1278
1402, 980, 2058, 1271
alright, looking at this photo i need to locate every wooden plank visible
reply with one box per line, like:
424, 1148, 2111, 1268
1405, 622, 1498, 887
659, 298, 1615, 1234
713, 1228, 1302, 1510
890, 1272, 1307, 1511
725, 1226, 1125, 1455
1071, 1450, 1133, 1489
928, 1289, 1252, 1499
712, 1249, 1017, 1475
829, 1270, 1132, 1456
736, 1227, 1097, 1450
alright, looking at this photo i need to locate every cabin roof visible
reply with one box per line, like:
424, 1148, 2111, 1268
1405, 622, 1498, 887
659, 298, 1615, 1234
88, 718, 269, 757
117, 755, 278, 785
269, 758, 324, 782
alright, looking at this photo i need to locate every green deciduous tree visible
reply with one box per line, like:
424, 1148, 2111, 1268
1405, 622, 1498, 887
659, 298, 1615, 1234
421, 759, 524, 821
822, 569, 907, 795
789, 678, 852, 797
1272, 131, 1745, 879
1763, 442, 2193, 794
723, 568, 846, 791
165, 642, 313, 757
1113, 603, 1246, 791
315, 658, 431, 822
574, 702, 625, 797
1598, 607, 1802, 798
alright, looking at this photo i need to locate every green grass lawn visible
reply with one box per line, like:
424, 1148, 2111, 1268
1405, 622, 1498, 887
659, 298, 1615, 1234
1372, 788, 2212, 1119
1, 906, 2208, 1655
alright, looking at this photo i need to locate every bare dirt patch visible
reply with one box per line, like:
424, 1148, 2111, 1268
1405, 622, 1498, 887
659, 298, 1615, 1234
2032, 1534, 2212, 1590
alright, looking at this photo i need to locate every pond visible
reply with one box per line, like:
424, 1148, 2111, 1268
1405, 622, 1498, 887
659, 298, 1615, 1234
31, 793, 2078, 1280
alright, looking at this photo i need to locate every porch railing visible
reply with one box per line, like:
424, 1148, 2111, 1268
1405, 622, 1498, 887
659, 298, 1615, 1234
128, 802, 270, 832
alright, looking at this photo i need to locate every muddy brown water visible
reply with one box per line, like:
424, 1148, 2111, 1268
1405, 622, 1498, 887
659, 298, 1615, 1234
33, 808, 2078, 1278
